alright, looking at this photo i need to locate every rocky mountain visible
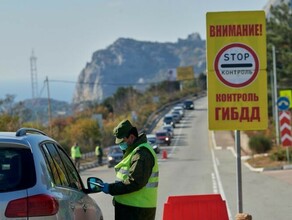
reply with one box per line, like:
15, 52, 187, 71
73, 33, 206, 103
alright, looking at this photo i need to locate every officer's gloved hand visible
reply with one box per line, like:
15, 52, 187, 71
101, 183, 109, 194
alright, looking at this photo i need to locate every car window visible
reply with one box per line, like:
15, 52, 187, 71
156, 132, 166, 137
0, 147, 36, 192
148, 137, 156, 143
42, 143, 69, 186
42, 143, 83, 190
57, 146, 83, 190
164, 116, 172, 122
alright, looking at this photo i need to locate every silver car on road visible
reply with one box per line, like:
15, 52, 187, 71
0, 128, 103, 220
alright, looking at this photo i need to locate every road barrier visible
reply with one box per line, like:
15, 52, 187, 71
163, 194, 228, 220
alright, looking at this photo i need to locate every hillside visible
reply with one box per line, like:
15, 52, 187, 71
73, 33, 206, 103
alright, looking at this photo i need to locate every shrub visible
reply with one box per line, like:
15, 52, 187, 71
248, 135, 272, 154
270, 148, 292, 161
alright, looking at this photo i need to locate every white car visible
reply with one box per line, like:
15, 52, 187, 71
172, 106, 185, 118
146, 134, 161, 154
0, 128, 103, 220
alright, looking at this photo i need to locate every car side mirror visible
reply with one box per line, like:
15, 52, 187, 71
87, 177, 104, 193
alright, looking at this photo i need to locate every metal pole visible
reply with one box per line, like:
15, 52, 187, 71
286, 148, 290, 163
273, 45, 280, 146
270, 70, 275, 132
46, 76, 52, 135
235, 130, 243, 213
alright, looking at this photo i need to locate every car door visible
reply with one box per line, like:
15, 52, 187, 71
55, 144, 102, 220
42, 143, 84, 219
43, 142, 101, 219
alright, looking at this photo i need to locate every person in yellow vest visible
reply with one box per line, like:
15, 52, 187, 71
100, 119, 159, 220
71, 142, 82, 171
95, 144, 103, 166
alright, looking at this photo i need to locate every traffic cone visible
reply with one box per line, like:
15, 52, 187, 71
162, 150, 168, 159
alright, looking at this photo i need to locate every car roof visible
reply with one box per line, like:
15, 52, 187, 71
110, 145, 120, 148
0, 128, 55, 150
146, 134, 156, 138
156, 130, 167, 134
0, 132, 17, 137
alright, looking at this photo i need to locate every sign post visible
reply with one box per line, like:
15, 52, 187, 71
278, 96, 292, 162
206, 11, 267, 214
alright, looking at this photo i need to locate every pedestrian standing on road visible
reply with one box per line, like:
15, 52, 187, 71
99, 119, 159, 220
71, 142, 82, 171
95, 143, 103, 166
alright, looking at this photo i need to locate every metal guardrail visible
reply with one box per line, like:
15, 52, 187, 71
81, 151, 95, 159
81, 93, 202, 159
142, 95, 195, 134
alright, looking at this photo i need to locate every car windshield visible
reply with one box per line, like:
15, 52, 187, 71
185, 101, 193, 105
0, 147, 36, 192
164, 117, 172, 123
110, 147, 122, 154
148, 137, 156, 143
156, 132, 167, 137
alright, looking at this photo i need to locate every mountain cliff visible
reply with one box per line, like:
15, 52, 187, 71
72, 33, 206, 103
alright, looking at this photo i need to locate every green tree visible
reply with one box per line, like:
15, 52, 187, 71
267, 1, 292, 88
198, 73, 207, 91
0, 114, 20, 131
63, 118, 101, 153
0, 94, 16, 115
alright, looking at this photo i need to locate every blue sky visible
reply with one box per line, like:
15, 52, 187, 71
0, 0, 268, 102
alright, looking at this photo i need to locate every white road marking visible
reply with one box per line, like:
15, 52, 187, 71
211, 131, 233, 220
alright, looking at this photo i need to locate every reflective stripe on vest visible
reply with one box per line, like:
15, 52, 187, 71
114, 143, 159, 208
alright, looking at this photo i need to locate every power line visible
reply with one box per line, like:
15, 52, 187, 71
49, 79, 158, 86
49, 78, 194, 86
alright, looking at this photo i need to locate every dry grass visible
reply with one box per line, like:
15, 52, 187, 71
246, 155, 287, 169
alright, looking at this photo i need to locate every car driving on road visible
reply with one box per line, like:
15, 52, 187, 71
107, 145, 123, 168
155, 130, 171, 146
161, 124, 174, 137
163, 114, 176, 128
146, 134, 161, 154
0, 128, 103, 220
184, 100, 195, 110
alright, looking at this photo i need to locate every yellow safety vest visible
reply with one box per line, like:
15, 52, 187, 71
95, 146, 100, 156
71, 146, 81, 158
114, 143, 159, 208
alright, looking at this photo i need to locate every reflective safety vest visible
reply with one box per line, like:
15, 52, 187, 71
114, 143, 159, 208
71, 146, 81, 158
95, 146, 100, 156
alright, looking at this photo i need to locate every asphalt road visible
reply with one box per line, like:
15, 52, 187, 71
81, 96, 292, 220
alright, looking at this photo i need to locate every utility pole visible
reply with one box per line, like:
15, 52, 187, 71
45, 76, 52, 135
272, 45, 280, 146
30, 50, 38, 99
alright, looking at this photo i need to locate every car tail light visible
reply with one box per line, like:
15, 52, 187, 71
5, 194, 59, 217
